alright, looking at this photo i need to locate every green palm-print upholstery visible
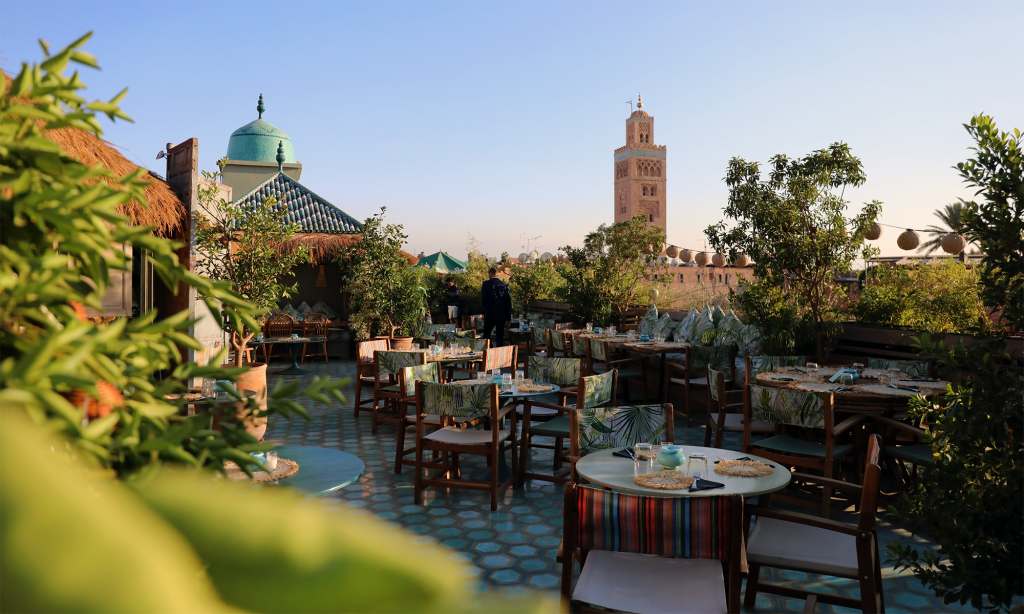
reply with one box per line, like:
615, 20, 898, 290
528, 356, 581, 386
420, 382, 493, 418
437, 330, 474, 342
652, 313, 676, 339
582, 371, 615, 409
474, 316, 486, 332
749, 384, 825, 429
589, 338, 608, 363
738, 325, 762, 357
425, 324, 457, 336
550, 329, 566, 350
572, 337, 588, 358
377, 350, 424, 375
461, 338, 489, 351
526, 313, 541, 320
749, 355, 807, 378
707, 366, 723, 402
533, 319, 555, 344
401, 362, 440, 396
690, 345, 732, 372
637, 306, 659, 336
720, 310, 747, 345
576, 404, 668, 455
867, 358, 929, 377
690, 309, 715, 344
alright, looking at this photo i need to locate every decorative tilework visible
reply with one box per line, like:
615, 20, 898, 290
233, 172, 362, 234
613, 148, 667, 162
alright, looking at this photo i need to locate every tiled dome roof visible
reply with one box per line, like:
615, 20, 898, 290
233, 172, 362, 234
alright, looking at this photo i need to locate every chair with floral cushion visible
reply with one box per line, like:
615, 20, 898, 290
394, 363, 483, 474
413, 381, 518, 510
744, 434, 885, 614
436, 329, 474, 344
706, 366, 775, 449
546, 328, 570, 358
866, 357, 933, 378
561, 484, 743, 614
570, 401, 673, 461
570, 335, 589, 363
531, 318, 555, 357
587, 337, 649, 404
446, 337, 491, 381
515, 357, 584, 484
300, 313, 330, 363
744, 355, 807, 385
743, 384, 865, 518
518, 369, 618, 485
371, 350, 425, 434
354, 339, 390, 418
263, 313, 295, 362
480, 344, 517, 375
664, 344, 736, 426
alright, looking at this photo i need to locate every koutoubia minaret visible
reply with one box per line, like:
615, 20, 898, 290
613, 93, 666, 230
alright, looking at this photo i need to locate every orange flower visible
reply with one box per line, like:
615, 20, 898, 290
69, 301, 88, 322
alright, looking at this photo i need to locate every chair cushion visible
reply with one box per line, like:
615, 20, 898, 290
710, 413, 774, 433
360, 374, 389, 383
885, 444, 933, 466
746, 517, 859, 578
424, 427, 510, 445
529, 415, 571, 437
752, 434, 854, 459
378, 384, 401, 394
573, 550, 727, 614
517, 404, 560, 417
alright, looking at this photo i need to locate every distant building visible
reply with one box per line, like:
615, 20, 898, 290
614, 93, 667, 230
221, 94, 302, 197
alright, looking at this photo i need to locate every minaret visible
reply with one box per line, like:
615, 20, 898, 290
613, 93, 667, 230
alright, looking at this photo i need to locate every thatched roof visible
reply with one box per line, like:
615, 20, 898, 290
277, 233, 419, 266
4, 72, 186, 237
42, 128, 186, 237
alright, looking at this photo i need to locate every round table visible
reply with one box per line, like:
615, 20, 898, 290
270, 445, 364, 495
754, 367, 949, 414
575, 447, 791, 498
250, 337, 327, 376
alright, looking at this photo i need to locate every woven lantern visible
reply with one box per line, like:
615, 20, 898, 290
941, 232, 967, 255
695, 251, 710, 266
711, 253, 727, 267
864, 222, 883, 241
679, 249, 694, 263
733, 253, 750, 268
665, 245, 680, 258
649, 288, 659, 301
897, 229, 921, 251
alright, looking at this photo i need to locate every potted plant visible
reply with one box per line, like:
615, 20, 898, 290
195, 170, 310, 436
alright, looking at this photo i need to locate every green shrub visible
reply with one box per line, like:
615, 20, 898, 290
509, 262, 564, 313
733, 276, 844, 357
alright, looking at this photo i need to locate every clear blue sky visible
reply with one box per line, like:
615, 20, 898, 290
3, 0, 1022, 261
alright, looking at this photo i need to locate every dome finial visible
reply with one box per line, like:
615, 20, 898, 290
257, 94, 265, 119
276, 140, 285, 171
637, 93, 643, 109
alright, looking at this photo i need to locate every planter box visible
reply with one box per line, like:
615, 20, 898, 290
835, 322, 1023, 362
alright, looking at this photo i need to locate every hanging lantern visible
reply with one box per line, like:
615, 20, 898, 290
711, 253, 727, 267
864, 222, 883, 241
897, 229, 921, 250
941, 232, 967, 255
733, 253, 750, 268
665, 245, 680, 258
679, 249, 694, 263
695, 251, 710, 266
649, 288, 659, 300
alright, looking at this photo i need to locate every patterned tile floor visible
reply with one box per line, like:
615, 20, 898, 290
263, 358, 1011, 613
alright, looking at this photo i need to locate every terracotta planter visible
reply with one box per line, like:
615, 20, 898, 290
391, 336, 414, 351
223, 362, 268, 440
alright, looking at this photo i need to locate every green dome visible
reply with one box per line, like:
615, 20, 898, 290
225, 95, 297, 163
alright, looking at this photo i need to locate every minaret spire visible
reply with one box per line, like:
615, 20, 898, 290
257, 93, 265, 119
637, 93, 643, 109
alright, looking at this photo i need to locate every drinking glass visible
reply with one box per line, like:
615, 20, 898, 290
586, 323, 593, 332
202, 378, 217, 398
878, 373, 889, 386
634, 443, 653, 472
265, 451, 279, 471
411, 343, 420, 350
515, 369, 524, 381
492, 368, 501, 379
841, 373, 854, 387
852, 362, 865, 375
477, 372, 488, 382
608, 325, 616, 336
626, 330, 636, 341
806, 362, 819, 376
889, 367, 902, 383
501, 373, 512, 391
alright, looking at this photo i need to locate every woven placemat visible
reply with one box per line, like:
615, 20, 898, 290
714, 459, 772, 477
517, 384, 553, 393
635, 471, 695, 490
224, 458, 299, 483
860, 384, 924, 397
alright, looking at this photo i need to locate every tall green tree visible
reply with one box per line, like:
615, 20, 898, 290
706, 142, 881, 361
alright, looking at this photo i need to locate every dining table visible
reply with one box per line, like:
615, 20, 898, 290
248, 336, 327, 376
754, 366, 950, 414
567, 332, 689, 402
575, 446, 791, 498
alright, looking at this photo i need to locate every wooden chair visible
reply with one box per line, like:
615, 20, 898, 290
480, 344, 518, 376
413, 381, 518, 510
354, 339, 389, 418
664, 345, 736, 427
743, 384, 865, 518
371, 350, 425, 434
706, 366, 774, 449
871, 414, 933, 494
301, 313, 329, 363
744, 434, 886, 613
530, 318, 555, 357
744, 355, 807, 385
262, 313, 295, 362
515, 357, 588, 484
568, 400, 674, 483
546, 328, 570, 358
587, 338, 648, 404
562, 484, 743, 613
446, 337, 490, 381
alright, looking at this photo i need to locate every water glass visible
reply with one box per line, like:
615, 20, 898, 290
841, 373, 854, 386
201, 378, 217, 398
515, 369, 524, 382
586, 323, 593, 332
626, 330, 636, 341
878, 374, 889, 386
852, 362, 865, 375
634, 443, 653, 471
265, 451, 279, 471
492, 368, 501, 379
889, 367, 902, 383
608, 325, 617, 336
477, 372, 488, 382
411, 343, 420, 350
806, 362, 819, 376
501, 373, 512, 391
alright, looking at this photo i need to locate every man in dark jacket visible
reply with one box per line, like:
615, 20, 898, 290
446, 279, 461, 324
481, 268, 512, 346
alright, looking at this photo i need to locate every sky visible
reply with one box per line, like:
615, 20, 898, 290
3, 0, 1022, 262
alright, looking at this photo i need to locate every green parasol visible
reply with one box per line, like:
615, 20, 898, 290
411, 251, 469, 273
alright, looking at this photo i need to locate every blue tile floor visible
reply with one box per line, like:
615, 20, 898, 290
262, 359, 1017, 613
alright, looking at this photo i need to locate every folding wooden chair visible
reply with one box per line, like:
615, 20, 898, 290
371, 350, 425, 434
354, 339, 389, 418
300, 313, 329, 363
664, 344, 736, 426
587, 338, 648, 404
262, 313, 295, 362
706, 365, 774, 449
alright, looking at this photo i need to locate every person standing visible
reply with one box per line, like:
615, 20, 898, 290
446, 279, 461, 325
481, 267, 512, 346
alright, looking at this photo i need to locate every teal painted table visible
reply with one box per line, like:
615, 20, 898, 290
272, 445, 364, 495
